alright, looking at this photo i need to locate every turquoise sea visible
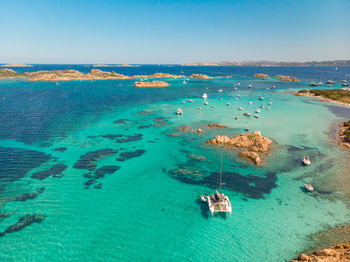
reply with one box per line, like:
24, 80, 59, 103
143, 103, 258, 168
0, 65, 350, 261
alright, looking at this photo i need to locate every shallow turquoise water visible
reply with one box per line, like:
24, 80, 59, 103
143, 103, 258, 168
0, 66, 350, 261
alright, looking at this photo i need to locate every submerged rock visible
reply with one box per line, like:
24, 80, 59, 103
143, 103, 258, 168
207, 123, 227, 128
0, 214, 45, 237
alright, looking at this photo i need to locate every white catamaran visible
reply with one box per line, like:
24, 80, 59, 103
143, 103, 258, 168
206, 157, 232, 216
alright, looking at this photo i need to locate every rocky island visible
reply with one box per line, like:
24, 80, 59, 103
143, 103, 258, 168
339, 120, 350, 149
292, 243, 350, 262
0, 69, 22, 79
272, 75, 299, 81
0, 64, 33, 67
253, 73, 270, 78
133, 73, 185, 79
190, 74, 213, 79
26, 69, 131, 81
207, 131, 272, 165
134, 80, 169, 88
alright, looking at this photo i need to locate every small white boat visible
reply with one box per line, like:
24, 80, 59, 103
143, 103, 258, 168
238, 107, 243, 111
259, 96, 264, 100
197, 107, 202, 110
272, 85, 275, 89
234, 98, 238, 101
304, 183, 314, 192
200, 195, 207, 202
268, 102, 272, 105
260, 104, 265, 108
234, 87, 238, 90
249, 84, 252, 88
204, 101, 209, 105
182, 80, 187, 84
56, 82, 59, 86
226, 102, 231, 106
303, 156, 311, 166
266, 107, 270, 110
235, 115, 240, 120
237, 94, 241, 97
254, 114, 260, 118
326, 80, 335, 84
202, 93, 208, 99
188, 99, 193, 102
309, 81, 317, 87
219, 98, 223, 101
182, 101, 186, 104
255, 109, 261, 113
245, 127, 250, 131
176, 107, 183, 115
318, 81, 323, 86
238, 82, 240, 85
244, 112, 252, 117
248, 101, 252, 105
218, 89, 223, 93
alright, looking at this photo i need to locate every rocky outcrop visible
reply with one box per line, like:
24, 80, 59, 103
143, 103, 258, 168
208, 123, 227, 128
253, 73, 270, 78
207, 131, 272, 165
189, 74, 213, 79
239, 151, 262, 165
0, 68, 22, 78
273, 75, 299, 81
0, 64, 32, 67
133, 73, 184, 79
339, 121, 350, 149
25, 69, 131, 81
292, 243, 350, 262
134, 80, 169, 88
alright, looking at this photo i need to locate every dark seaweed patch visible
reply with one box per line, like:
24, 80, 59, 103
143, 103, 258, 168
117, 150, 146, 161
115, 134, 143, 143
13, 187, 45, 202
73, 149, 118, 171
53, 147, 67, 152
168, 169, 277, 199
31, 164, 68, 180
138, 124, 153, 129
0, 214, 45, 237
113, 119, 130, 124
84, 165, 121, 188
0, 147, 50, 185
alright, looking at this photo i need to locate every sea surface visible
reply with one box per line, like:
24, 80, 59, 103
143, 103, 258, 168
0, 65, 350, 261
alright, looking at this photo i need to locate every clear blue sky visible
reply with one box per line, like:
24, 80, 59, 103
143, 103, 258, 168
1, 0, 349, 64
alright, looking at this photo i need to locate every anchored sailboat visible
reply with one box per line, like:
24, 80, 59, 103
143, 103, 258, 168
206, 157, 232, 216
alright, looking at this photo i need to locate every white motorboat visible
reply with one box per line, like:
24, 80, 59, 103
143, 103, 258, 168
272, 85, 275, 89
235, 115, 240, 120
218, 89, 223, 93
326, 80, 335, 84
238, 107, 243, 111
206, 157, 232, 216
244, 112, 252, 117
304, 183, 314, 192
259, 96, 264, 100
226, 102, 231, 106
268, 102, 272, 105
202, 93, 208, 99
245, 127, 250, 131
249, 84, 252, 88
188, 99, 193, 102
182, 80, 187, 84
255, 109, 261, 113
176, 107, 183, 115
200, 195, 207, 202
254, 114, 260, 118
248, 101, 252, 105
309, 81, 317, 87
303, 156, 311, 166
204, 101, 209, 105
318, 81, 323, 86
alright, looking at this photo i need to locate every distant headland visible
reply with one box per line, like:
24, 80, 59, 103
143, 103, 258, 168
0, 64, 33, 67
182, 60, 350, 67
92, 64, 140, 67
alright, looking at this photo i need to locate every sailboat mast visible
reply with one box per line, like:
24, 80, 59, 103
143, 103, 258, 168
220, 155, 222, 194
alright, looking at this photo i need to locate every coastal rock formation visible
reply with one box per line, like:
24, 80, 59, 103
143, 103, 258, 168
296, 89, 350, 106
133, 73, 184, 79
25, 69, 131, 81
207, 131, 272, 165
339, 120, 350, 149
134, 80, 169, 87
182, 62, 219, 66
292, 243, 350, 262
189, 74, 213, 79
253, 73, 270, 78
0, 64, 32, 67
208, 123, 227, 128
273, 75, 299, 81
0, 68, 22, 78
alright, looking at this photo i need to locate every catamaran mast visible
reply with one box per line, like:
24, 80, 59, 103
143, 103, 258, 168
220, 155, 222, 194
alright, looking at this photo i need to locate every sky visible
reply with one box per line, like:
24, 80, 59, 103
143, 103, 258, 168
1, 0, 350, 64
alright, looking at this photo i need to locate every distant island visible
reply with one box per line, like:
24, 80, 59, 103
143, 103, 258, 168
92, 64, 140, 67
0, 64, 33, 67
182, 60, 350, 67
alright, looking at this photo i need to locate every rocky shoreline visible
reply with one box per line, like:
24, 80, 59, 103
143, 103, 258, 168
295, 91, 350, 107
339, 121, 350, 149
292, 243, 350, 261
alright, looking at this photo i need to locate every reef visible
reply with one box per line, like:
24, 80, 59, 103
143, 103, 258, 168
84, 165, 121, 189
272, 75, 299, 81
292, 243, 350, 262
207, 123, 227, 128
207, 131, 272, 165
0, 214, 45, 237
31, 163, 67, 180
189, 74, 213, 79
73, 149, 119, 171
134, 81, 170, 87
